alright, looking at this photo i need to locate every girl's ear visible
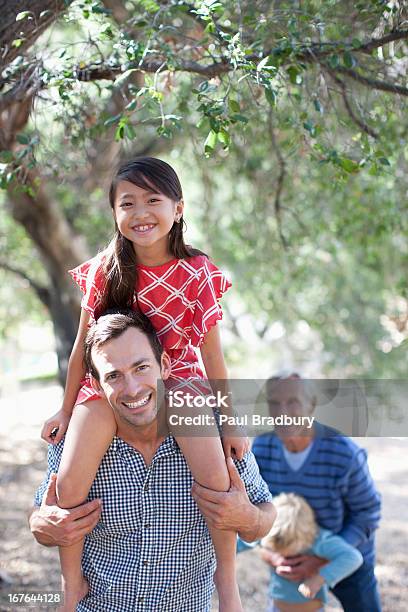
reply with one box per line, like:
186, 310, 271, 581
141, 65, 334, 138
175, 199, 184, 220
160, 352, 172, 380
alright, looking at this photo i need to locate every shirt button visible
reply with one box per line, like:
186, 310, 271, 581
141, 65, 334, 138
143, 560, 148, 566
138, 596, 144, 602
144, 484, 149, 491
144, 523, 151, 529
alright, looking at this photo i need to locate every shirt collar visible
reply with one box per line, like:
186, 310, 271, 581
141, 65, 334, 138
111, 434, 178, 461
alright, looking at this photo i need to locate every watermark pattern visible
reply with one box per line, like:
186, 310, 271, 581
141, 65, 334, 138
156, 379, 408, 437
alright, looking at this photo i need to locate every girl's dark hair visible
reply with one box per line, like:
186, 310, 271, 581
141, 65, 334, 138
98, 157, 204, 317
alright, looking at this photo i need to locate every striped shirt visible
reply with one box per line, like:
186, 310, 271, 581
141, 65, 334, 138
34, 436, 272, 612
252, 423, 381, 562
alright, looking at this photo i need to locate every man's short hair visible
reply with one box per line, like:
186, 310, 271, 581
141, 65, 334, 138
266, 371, 317, 407
84, 309, 163, 381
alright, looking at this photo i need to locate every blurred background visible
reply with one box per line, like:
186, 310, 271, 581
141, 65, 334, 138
0, 0, 407, 609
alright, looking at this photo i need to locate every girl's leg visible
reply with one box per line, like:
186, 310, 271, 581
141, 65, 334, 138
169, 386, 242, 612
56, 399, 117, 612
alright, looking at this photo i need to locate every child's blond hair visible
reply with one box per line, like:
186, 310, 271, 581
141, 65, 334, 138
262, 493, 317, 554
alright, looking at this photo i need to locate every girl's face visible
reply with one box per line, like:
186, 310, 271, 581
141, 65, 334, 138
113, 180, 184, 257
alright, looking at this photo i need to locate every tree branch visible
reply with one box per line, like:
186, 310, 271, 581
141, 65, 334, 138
268, 111, 289, 250
328, 71, 379, 138
0, 259, 51, 307
295, 29, 408, 62
0, 0, 74, 74
330, 65, 408, 96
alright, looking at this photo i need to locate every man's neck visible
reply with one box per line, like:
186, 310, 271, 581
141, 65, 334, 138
117, 419, 167, 465
282, 433, 314, 453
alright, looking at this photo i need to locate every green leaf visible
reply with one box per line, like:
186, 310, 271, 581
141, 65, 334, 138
264, 88, 277, 107
104, 114, 122, 127
124, 124, 136, 139
378, 157, 390, 166
343, 51, 356, 68
115, 125, 125, 141
139, 0, 160, 13
339, 157, 359, 173
313, 99, 323, 114
125, 99, 138, 111
204, 130, 217, 154
99, 25, 114, 40
16, 134, 30, 145
0, 151, 14, 163
328, 55, 339, 69
287, 65, 302, 85
12, 39, 25, 48
218, 128, 230, 149
230, 114, 248, 123
303, 121, 316, 137
228, 99, 240, 113
16, 11, 31, 21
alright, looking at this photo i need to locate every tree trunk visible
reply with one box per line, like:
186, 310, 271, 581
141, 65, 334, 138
7, 169, 90, 384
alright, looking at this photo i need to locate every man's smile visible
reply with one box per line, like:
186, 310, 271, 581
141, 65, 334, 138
122, 392, 153, 410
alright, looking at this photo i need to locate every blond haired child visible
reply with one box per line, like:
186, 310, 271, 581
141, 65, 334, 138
261, 493, 363, 612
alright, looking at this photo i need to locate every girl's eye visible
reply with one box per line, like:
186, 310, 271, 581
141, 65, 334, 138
120, 202, 133, 208
148, 198, 160, 204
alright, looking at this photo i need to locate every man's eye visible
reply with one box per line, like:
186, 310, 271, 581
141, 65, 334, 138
137, 364, 149, 372
106, 373, 118, 381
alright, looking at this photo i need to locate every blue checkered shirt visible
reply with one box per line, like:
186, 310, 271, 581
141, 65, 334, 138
34, 436, 272, 611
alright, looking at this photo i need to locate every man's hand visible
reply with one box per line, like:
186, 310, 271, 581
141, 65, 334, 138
29, 473, 101, 547
260, 549, 327, 582
192, 456, 255, 531
192, 456, 276, 541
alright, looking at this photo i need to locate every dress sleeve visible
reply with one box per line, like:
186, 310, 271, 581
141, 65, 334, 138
190, 257, 232, 347
68, 255, 105, 322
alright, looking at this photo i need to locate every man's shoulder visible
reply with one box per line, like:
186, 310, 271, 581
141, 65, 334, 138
252, 432, 280, 455
316, 423, 363, 460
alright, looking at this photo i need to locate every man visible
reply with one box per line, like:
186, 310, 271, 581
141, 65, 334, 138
252, 373, 382, 612
29, 311, 275, 612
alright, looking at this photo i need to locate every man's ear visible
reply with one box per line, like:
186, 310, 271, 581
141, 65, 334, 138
90, 375, 103, 395
308, 398, 317, 416
160, 352, 172, 380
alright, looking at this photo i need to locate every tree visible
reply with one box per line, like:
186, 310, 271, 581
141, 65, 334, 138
0, 0, 407, 379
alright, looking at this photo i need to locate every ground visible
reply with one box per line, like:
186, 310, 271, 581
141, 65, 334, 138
0, 384, 407, 611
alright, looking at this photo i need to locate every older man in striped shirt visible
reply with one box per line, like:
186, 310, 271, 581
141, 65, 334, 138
29, 311, 275, 612
253, 374, 382, 612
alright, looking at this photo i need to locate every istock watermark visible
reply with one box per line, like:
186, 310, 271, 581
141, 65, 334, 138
168, 389, 232, 409
157, 379, 408, 437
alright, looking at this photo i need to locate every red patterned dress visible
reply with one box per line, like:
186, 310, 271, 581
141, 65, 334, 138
69, 253, 231, 405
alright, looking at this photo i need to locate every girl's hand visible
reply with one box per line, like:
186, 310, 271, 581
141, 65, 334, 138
41, 409, 72, 445
222, 435, 250, 461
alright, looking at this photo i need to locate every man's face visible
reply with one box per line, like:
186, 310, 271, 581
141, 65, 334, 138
91, 327, 170, 429
266, 378, 314, 438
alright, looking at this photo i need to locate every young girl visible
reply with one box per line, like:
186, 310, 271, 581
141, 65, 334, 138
41, 157, 248, 612
260, 493, 363, 612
